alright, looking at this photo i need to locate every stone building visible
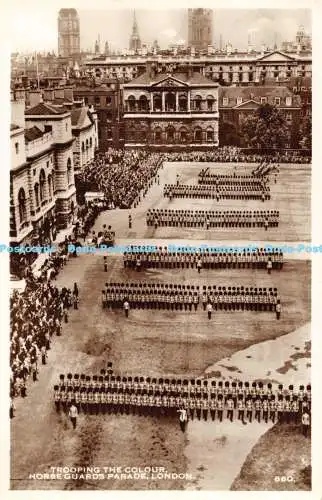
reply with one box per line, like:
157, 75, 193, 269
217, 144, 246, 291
73, 82, 123, 150
58, 8, 80, 58
84, 50, 311, 86
188, 9, 213, 51
219, 86, 301, 148
123, 65, 219, 149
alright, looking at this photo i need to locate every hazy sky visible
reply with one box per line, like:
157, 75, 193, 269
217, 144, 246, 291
6, 7, 311, 53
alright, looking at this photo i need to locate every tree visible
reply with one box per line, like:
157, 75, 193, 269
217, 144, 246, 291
240, 104, 289, 150
299, 116, 312, 150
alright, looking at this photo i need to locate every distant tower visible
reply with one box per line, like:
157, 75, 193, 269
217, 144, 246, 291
129, 10, 142, 52
295, 25, 305, 45
95, 39, 99, 54
104, 41, 109, 55
219, 34, 223, 52
58, 8, 80, 57
188, 9, 213, 51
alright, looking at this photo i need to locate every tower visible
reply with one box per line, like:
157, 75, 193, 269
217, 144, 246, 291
58, 8, 80, 57
188, 9, 213, 51
129, 10, 142, 52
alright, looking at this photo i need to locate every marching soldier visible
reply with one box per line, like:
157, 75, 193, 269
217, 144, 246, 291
196, 396, 202, 420
217, 394, 224, 422
54, 385, 60, 412
202, 395, 209, 421
269, 395, 276, 423
246, 397, 253, 423
237, 395, 246, 424
262, 396, 269, 423
226, 394, 234, 422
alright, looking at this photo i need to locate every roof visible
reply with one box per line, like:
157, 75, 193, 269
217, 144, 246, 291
25, 102, 68, 116
24, 126, 46, 142
71, 107, 94, 128
126, 71, 215, 86
219, 86, 301, 108
10, 124, 20, 131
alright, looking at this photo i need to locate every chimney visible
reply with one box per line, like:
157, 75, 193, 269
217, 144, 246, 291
64, 86, 74, 102
54, 88, 64, 99
29, 90, 43, 107
11, 99, 25, 129
43, 89, 55, 102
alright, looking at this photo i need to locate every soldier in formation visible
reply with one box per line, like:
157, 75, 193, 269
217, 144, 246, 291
53, 376, 311, 425
101, 282, 280, 314
123, 246, 283, 271
146, 209, 279, 229
164, 182, 270, 201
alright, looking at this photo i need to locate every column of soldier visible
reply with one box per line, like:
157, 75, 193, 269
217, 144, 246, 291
101, 282, 280, 313
146, 209, 279, 229
53, 370, 311, 424
164, 183, 270, 201
122, 246, 283, 271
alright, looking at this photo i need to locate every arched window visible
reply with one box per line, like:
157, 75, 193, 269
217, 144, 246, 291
39, 169, 46, 202
127, 95, 136, 112
206, 127, 214, 142
166, 126, 176, 143
48, 174, 53, 199
34, 183, 40, 207
18, 188, 27, 223
81, 142, 85, 153
194, 127, 202, 142
194, 95, 202, 111
165, 92, 176, 112
86, 138, 89, 150
179, 127, 188, 143
139, 95, 148, 112
206, 95, 214, 111
67, 158, 72, 185
153, 94, 162, 112
89, 137, 93, 148
154, 127, 162, 143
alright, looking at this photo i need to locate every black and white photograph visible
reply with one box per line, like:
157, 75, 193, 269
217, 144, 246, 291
2, 0, 318, 494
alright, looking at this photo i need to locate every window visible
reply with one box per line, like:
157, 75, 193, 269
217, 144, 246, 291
34, 183, 40, 208
89, 137, 93, 148
286, 113, 292, 123
206, 127, 214, 142
293, 87, 297, 93
95, 96, 100, 105
179, 127, 188, 143
274, 97, 281, 105
86, 139, 89, 150
39, 169, 46, 202
48, 175, 53, 199
67, 158, 72, 185
127, 95, 136, 112
18, 188, 27, 223
15, 142, 19, 154
206, 95, 214, 111
286, 96, 292, 106
194, 127, 202, 142
106, 96, 112, 105
46, 161, 49, 169
260, 97, 267, 104
222, 97, 228, 106
194, 95, 202, 111
237, 97, 242, 106
65, 122, 68, 131
166, 126, 175, 142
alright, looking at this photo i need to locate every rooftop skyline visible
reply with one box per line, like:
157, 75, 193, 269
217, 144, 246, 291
7, 8, 311, 53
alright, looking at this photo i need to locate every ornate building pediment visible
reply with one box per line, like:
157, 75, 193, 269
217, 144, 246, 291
233, 99, 260, 110
257, 51, 295, 62
152, 76, 188, 89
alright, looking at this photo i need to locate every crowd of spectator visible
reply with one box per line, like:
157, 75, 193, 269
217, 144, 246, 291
77, 149, 162, 209
10, 269, 80, 416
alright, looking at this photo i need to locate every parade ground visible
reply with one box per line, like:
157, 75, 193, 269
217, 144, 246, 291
10, 161, 312, 490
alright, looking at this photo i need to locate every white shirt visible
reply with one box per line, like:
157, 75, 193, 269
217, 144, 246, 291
206, 303, 213, 312
69, 405, 78, 418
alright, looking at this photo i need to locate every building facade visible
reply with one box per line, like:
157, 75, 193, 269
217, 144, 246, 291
123, 66, 219, 149
188, 9, 213, 51
24, 101, 76, 229
73, 82, 123, 150
83, 50, 311, 86
10, 101, 57, 261
58, 8, 80, 58
219, 86, 301, 148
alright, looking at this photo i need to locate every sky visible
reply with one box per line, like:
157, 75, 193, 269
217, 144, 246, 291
4, 6, 311, 54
